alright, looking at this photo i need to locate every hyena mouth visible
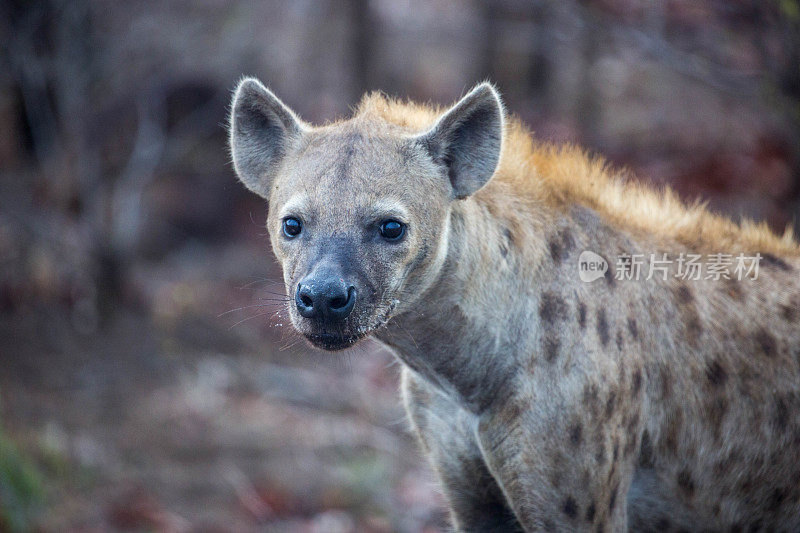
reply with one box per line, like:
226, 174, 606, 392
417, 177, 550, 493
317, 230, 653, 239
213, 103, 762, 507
305, 332, 366, 351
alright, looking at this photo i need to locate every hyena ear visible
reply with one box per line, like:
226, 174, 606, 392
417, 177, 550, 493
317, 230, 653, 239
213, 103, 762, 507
418, 82, 504, 199
229, 77, 305, 198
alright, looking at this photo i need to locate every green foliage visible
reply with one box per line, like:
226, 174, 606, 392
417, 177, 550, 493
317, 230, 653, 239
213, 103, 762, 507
779, 0, 800, 21
0, 427, 44, 532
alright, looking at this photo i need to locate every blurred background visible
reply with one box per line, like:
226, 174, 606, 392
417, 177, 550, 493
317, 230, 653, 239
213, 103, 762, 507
0, 0, 798, 531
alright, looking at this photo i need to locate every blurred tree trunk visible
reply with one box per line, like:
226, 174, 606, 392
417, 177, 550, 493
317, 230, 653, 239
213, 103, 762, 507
755, 1, 800, 233
349, 0, 374, 100
527, 2, 554, 110
777, 6, 800, 233
4, 0, 161, 324
576, 3, 600, 146
477, 1, 501, 82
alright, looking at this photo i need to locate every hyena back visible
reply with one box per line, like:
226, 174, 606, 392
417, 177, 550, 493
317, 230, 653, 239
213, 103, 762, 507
229, 78, 800, 532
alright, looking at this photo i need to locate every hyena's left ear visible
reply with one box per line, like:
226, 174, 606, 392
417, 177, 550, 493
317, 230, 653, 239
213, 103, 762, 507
418, 83, 504, 199
229, 77, 306, 199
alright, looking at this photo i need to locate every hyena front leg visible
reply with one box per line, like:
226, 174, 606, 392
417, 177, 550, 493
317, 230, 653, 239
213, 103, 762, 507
476, 380, 645, 532
401, 369, 522, 532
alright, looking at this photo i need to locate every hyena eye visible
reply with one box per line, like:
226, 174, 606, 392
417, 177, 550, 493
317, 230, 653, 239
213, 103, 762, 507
379, 219, 405, 241
282, 217, 302, 238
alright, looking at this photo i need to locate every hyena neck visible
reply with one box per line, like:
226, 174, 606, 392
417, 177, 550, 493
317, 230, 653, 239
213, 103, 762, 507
376, 198, 549, 413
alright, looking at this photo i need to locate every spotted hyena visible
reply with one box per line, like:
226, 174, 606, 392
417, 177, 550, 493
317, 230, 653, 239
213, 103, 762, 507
229, 77, 800, 532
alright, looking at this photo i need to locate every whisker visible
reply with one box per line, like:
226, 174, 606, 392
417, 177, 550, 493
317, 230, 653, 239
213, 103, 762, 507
395, 321, 420, 351
236, 278, 284, 290
228, 311, 275, 329
217, 303, 274, 317
253, 291, 291, 298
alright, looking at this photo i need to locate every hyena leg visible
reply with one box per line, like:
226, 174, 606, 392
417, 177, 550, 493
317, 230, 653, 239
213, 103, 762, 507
401, 369, 522, 532
476, 389, 644, 532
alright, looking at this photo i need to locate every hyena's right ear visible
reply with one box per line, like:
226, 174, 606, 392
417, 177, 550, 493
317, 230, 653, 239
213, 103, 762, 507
229, 78, 306, 198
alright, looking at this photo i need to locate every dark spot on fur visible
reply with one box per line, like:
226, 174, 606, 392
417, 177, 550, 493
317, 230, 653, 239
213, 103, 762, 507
540, 292, 568, 323
604, 267, 615, 287
773, 396, 789, 434
544, 336, 561, 363
768, 487, 786, 512
627, 317, 638, 339
616, 330, 624, 351
605, 391, 617, 418
583, 383, 600, 417
660, 371, 672, 399
548, 230, 572, 263
612, 439, 619, 462
755, 328, 777, 358
569, 423, 583, 447
781, 301, 798, 322
677, 469, 695, 497
595, 522, 606, 533
639, 431, 654, 468
632, 369, 642, 396
569, 422, 583, 446
498, 228, 514, 258
596, 441, 606, 466
608, 482, 618, 511
578, 302, 587, 329
705, 360, 728, 387
762, 253, 791, 271
674, 287, 701, 345
586, 501, 596, 522
724, 278, 744, 300
563, 496, 578, 519
664, 409, 683, 454
674, 284, 693, 304
655, 517, 670, 531
597, 308, 610, 347
561, 228, 575, 254
686, 313, 703, 346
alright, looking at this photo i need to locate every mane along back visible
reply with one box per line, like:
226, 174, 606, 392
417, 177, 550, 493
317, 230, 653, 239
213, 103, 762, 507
357, 92, 799, 256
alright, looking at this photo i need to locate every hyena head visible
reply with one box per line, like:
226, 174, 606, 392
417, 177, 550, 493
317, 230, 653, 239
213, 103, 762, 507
229, 78, 504, 350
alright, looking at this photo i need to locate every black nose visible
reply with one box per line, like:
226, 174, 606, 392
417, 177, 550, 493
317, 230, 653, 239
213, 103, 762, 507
295, 278, 356, 321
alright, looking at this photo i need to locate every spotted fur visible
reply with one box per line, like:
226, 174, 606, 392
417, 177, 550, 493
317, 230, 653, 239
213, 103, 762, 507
230, 78, 800, 532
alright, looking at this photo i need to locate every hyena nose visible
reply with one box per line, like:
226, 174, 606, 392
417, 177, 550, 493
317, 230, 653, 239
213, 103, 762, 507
295, 279, 356, 321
